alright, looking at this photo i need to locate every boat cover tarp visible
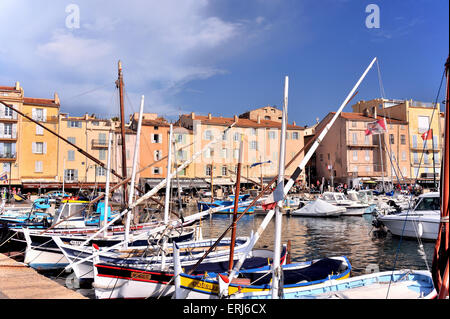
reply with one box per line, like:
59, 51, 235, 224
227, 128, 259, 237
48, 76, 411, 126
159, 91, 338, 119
242, 258, 344, 286
294, 199, 343, 215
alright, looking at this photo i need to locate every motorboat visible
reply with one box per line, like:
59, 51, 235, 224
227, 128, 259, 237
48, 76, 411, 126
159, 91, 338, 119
373, 192, 440, 241
321, 192, 369, 216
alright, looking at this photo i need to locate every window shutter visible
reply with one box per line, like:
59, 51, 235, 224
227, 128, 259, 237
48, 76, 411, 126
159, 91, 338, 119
12, 124, 17, 138
32, 142, 36, 154
32, 108, 37, 120
151, 134, 154, 143
0, 123, 4, 138
0, 104, 4, 118
43, 109, 47, 122
74, 169, 78, 181
43, 142, 47, 154
159, 134, 162, 144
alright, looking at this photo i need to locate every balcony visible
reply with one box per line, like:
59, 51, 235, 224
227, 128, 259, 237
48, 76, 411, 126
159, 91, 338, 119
347, 141, 378, 148
91, 139, 108, 148
0, 152, 16, 161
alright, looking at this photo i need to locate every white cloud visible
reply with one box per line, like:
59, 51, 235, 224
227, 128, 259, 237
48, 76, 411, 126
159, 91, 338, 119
0, 0, 275, 117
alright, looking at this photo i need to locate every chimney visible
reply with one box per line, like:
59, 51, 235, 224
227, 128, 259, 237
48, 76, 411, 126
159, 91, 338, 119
191, 112, 195, 119
293, 120, 296, 126
54, 92, 60, 105
372, 106, 377, 119
257, 115, 261, 124
15, 81, 20, 90
234, 115, 238, 122
208, 113, 212, 119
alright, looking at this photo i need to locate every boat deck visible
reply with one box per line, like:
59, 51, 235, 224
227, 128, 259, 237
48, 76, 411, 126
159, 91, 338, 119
322, 281, 428, 299
0, 253, 87, 299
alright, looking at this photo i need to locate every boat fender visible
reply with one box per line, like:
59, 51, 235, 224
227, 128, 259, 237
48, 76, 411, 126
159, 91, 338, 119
417, 222, 423, 238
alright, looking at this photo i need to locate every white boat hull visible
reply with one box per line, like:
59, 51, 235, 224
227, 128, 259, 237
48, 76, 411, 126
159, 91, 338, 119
377, 214, 439, 240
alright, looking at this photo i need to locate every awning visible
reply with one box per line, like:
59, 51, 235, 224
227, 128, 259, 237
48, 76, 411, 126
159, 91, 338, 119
141, 178, 209, 188
206, 178, 235, 186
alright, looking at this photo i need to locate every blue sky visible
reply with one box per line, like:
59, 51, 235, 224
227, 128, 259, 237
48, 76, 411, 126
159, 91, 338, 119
0, 0, 448, 127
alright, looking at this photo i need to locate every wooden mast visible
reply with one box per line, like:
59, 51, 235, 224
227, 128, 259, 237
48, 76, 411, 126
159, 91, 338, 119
431, 55, 449, 299
116, 60, 128, 204
228, 136, 243, 274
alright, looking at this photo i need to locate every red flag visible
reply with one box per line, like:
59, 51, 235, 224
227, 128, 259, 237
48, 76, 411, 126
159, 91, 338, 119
365, 118, 387, 136
421, 129, 433, 140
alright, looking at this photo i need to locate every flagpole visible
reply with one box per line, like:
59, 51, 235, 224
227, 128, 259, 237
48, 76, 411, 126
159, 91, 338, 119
432, 129, 437, 190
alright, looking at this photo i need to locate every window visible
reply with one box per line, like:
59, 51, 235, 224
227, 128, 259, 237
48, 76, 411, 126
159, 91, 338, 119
222, 148, 227, 159
264, 116, 271, 120
67, 137, 76, 144
35, 161, 43, 173
400, 135, 406, 145
352, 133, 357, 144
433, 136, 438, 149
4, 123, 12, 137
268, 131, 276, 139
33, 108, 45, 122
99, 149, 106, 161
353, 150, 358, 161
327, 153, 330, 160
366, 166, 371, 172
292, 132, 299, 140
64, 169, 78, 181
364, 135, 370, 145
389, 134, 394, 144
204, 130, 212, 140
222, 166, 228, 176
234, 149, 239, 159
319, 153, 323, 162
413, 151, 419, 164
402, 151, 407, 161
32, 142, 45, 154
68, 120, 82, 128
222, 131, 228, 141
153, 167, 161, 175
412, 135, 418, 148
96, 166, 106, 176
352, 121, 357, 127
424, 153, 429, 164
251, 128, 257, 136
154, 126, 159, 130
98, 133, 106, 143
152, 134, 161, 143
205, 165, 212, 176
177, 134, 184, 143
418, 116, 429, 133
250, 141, 258, 150
92, 121, 99, 126
234, 132, 240, 141
353, 166, 358, 173
365, 150, 370, 161
154, 150, 161, 161
68, 150, 75, 161
414, 167, 419, 178
5, 106, 13, 118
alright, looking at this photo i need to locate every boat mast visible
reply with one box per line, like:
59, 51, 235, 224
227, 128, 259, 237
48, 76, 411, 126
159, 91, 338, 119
116, 60, 128, 205
124, 95, 144, 248
272, 75, 288, 299
228, 136, 243, 274
103, 131, 113, 237
431, 55, 449, 299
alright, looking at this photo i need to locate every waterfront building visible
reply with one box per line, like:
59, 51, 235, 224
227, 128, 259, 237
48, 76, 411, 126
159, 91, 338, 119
0, 83, 21, 188
352, 98, 442, 188
17, 93, 60, 192
176, 108, 305, 192
314, 112, 409, 189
